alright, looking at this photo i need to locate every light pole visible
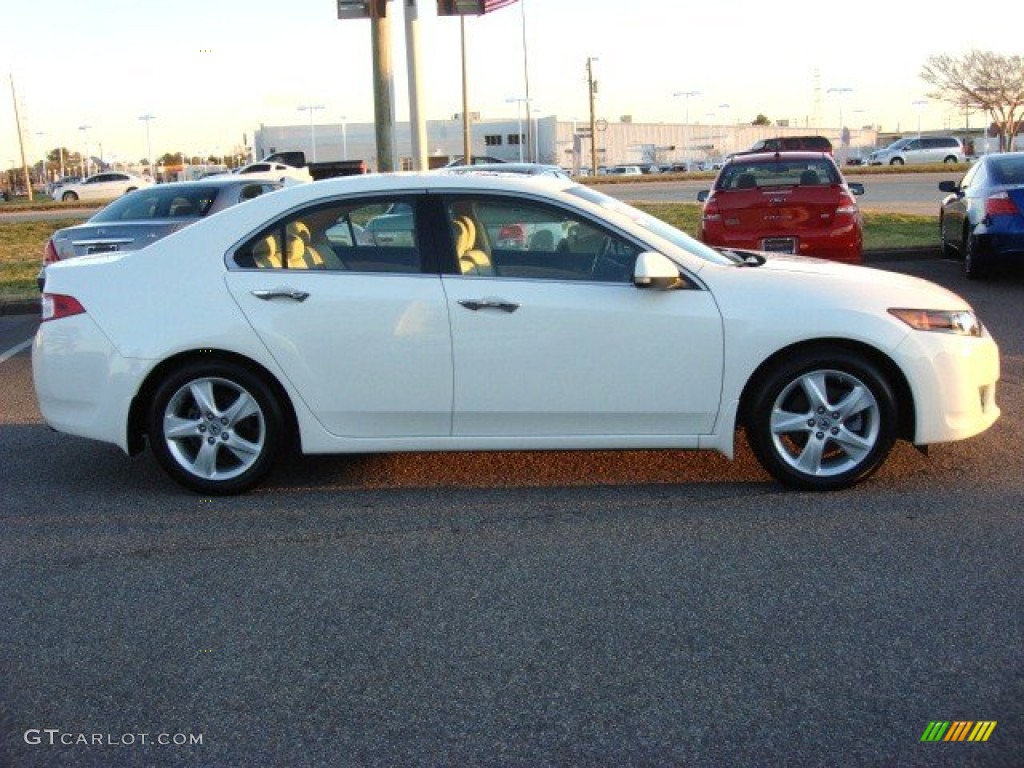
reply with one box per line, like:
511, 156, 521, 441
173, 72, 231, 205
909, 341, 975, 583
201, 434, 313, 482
530, 105, 542, 163
297, 104, 325, 162
505, 96, 530, 162
673, 90, 700, 169
913, 99, 928, 138
138, 114, 155, 179
826, 87, 853, 131
340, 115, 348, 161
78, 124, 91, 177
519, 0, 532, 162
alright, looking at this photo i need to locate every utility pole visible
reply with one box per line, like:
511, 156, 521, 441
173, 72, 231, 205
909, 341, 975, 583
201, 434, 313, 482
371, 7, 396, 172
587, 57, 598, 175
9, 74, 33, 201
460, 16, 472, 165
404, 0, 427, 170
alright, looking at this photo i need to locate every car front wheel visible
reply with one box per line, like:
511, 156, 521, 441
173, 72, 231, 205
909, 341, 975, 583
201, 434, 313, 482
147, 360, 285, 494
746, 351, 897, 491
61, 191, 78, 201
889, 157, 904, 165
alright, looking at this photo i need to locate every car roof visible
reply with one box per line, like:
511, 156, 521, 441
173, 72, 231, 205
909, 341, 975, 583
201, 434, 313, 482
726, 151, 833, 165
439, 163, 567, 176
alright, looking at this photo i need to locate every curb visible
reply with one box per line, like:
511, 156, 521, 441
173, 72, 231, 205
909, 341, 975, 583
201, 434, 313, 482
0, 248, 944, 318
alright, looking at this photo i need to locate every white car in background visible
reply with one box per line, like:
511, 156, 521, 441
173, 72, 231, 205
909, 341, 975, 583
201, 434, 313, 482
34, 173, 1000, 494
50, 172, 152, 202
232, 161, 312, 184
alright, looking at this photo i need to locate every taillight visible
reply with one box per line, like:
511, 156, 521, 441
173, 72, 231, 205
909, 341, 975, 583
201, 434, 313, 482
836, 193, 858, 216
43, 238, 59, 265
702, 196, 722, 222
985, 191, 1019, 217
40, 293, 86, 322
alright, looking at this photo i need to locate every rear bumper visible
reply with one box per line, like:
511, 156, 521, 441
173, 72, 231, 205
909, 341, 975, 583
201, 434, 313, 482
32, 315, 147, 453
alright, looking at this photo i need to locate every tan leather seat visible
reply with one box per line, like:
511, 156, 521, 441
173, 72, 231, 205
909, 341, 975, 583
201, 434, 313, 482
453, 214, 493, 275
252, 234, 282, 269
286, 221, 326, 269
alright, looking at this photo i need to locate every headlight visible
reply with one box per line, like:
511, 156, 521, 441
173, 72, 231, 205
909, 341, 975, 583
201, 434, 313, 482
888, 308, 982, 337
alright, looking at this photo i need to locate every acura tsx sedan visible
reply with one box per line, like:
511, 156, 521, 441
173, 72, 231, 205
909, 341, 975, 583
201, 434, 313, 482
33, 173, 1001, 494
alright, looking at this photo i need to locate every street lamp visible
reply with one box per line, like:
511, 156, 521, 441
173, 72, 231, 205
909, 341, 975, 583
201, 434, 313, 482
505, 96, 531, 162
138, 114, 156, 179
826, 87, 853, 131
297, 104, 325, 162
340, 115, 348, 161
673, 90, 700, 168
78, 124, 91, 177
912, 99, 928, 138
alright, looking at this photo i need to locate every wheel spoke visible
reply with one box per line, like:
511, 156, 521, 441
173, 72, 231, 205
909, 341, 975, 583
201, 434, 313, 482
794, 436, 826, 475
189, 380, 220, 417
222, 391, 259, 428
771, 409, 812, 435
800, 372, 831, 411
225, 436, 262, 462
834, 384, 874, 421
832, 427, 874, 461
164, 414, 202, 440
191, 440, 221, 478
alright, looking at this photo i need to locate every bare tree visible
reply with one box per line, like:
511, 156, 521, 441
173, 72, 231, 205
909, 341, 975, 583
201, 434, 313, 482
921, 50, 1024, 151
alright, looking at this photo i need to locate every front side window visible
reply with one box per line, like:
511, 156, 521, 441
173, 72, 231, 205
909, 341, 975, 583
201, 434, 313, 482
444, 196, 641, 283
233, 197, 422, 273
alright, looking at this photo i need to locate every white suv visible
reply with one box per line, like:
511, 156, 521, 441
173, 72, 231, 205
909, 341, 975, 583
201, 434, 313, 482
867, 136, 965, 166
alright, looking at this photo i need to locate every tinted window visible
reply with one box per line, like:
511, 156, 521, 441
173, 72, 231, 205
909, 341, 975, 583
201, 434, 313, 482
233, 197, 422, 273
989, 155, 1024, 184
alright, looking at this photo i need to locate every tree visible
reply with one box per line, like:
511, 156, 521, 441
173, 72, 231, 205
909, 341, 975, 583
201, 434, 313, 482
752, 114, 771, 126
920, 50, 1024, 151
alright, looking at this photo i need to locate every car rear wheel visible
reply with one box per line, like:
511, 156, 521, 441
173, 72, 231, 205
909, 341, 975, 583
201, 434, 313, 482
889, 158, 904, 166
746, 350, 897, 491
963, 230, 990, 279
61, 191, 78, 201
943, 156, 958, 164
147, 360, 285, 494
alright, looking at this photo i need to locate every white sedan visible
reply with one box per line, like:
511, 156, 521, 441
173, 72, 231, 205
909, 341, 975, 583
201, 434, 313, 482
33, 174, 1001, 494
50, 172, 152, 202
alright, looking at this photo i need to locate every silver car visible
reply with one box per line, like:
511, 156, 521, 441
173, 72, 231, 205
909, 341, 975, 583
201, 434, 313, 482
867, 136, 965, 166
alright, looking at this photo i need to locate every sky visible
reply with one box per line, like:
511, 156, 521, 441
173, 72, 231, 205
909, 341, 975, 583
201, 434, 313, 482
2, 0, 1019, 167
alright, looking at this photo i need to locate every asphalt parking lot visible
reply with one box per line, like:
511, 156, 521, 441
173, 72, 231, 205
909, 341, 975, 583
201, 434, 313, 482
1, 256, 1021, 767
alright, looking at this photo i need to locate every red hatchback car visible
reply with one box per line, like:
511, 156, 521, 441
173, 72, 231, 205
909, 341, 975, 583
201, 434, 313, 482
697, 152, 865, 263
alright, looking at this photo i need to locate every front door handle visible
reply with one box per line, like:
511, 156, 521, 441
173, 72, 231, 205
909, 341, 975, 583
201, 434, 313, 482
458, 298, 519, 313
251, 288, 310, 302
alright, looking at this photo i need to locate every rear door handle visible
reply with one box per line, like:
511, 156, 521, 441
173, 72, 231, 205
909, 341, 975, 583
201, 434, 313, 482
458, 298, 519, 313
251, 288, 310, 302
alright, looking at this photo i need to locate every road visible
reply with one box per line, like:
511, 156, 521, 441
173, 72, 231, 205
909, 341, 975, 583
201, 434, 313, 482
1, 257, 1021, 766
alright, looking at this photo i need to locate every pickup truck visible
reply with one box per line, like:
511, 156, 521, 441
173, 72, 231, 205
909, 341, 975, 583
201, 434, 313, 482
262, 151, 370, 181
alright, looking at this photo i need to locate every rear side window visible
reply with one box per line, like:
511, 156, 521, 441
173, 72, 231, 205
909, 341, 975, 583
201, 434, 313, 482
232, 197, 423, 274
91, 186, 220, 221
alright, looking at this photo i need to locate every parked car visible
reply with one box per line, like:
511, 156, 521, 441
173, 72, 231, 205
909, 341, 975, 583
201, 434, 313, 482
696, 152, 865, 263
443, 156, 506, 167
741, 135, 833, 155
231, 161, 312, 184
38, 178, 281, 289
50, 172, 152, 202
46, 175, 80, 198
441, 162, 571, 180
599, 165, 643, 176
867, 136, 965, 166
938, 152, 1024, 278
35, 173, 1000, 495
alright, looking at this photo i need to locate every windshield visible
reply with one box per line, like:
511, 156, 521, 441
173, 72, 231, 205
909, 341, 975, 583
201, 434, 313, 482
566, 185, 735, 266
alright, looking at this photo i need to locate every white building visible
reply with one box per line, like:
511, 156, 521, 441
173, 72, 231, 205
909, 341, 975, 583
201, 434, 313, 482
253, 118, 878, 172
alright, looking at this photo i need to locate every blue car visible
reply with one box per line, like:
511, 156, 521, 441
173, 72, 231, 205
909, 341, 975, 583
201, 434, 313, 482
939, 152, 1024, 278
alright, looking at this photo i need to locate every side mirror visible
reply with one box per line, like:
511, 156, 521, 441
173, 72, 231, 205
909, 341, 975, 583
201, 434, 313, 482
847, 182, 864, 196
634, 251, 683, 290
696, 190, 710, 203
938, 180, 959, 193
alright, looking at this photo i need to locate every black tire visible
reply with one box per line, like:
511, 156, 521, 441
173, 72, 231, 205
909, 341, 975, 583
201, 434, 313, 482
889, 157, 904, 166
939, 214, 957, 258
963, 230, 990, 279
746, 350, 898, 491
61, 191, 78, 202
943, 156, 958, 164
147, 360, 285, 494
